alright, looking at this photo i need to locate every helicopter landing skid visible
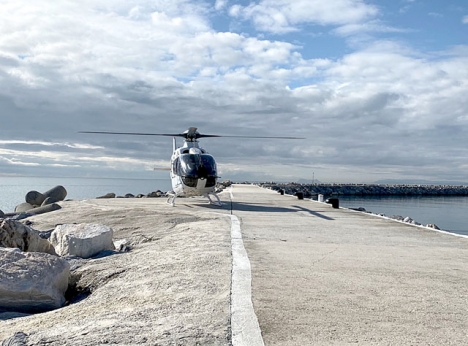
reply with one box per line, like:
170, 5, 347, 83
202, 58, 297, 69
166, 192, 221, 207
206, 192, 222, 206
166, 192, 176, 206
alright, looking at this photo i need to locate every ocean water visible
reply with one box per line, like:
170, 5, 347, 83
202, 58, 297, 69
0, 176, 172, 214
338, 195, 468, 236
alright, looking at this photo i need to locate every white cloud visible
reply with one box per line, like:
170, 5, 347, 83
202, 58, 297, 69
333, 21, 408, 37
215, 0, 228, 11
463, 15, 468, 24
0, 140, 104, 150
0, 0, 467, 183
229, 0, 379, 33
428, 12, 443, 18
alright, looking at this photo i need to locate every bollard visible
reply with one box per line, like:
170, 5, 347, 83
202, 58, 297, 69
325, 198, 339, 209
318, 194, 324, 202
280, 189, 285, 195
296, 192, 304, 200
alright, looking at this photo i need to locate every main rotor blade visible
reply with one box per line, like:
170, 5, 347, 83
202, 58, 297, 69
79, 131, 185, 137
199, 134, 305, 139
79, 131, 305, 140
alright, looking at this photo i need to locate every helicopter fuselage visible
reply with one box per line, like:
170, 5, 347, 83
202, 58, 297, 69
170, 140, 218, 198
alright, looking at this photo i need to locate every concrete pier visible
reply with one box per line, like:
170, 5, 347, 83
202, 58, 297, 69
1, 184, 468, 345
224, 184, 468, 345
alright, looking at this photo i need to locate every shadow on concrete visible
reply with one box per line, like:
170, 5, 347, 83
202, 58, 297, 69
291, 205, 334, 221
229, 201, 297, 213
227, 202, 334, 221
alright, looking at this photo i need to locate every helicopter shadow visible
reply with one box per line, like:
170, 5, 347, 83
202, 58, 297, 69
226, 201, 334, 221
290, 205, 334, 221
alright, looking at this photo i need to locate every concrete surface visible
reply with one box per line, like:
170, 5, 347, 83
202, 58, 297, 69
1, 184, 468, 345
224, 185, 468, 345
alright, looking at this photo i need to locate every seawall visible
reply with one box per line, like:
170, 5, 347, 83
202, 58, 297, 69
258, 182, 468, 197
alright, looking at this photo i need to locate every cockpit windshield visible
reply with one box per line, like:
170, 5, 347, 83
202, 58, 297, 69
175, 154, 217, 178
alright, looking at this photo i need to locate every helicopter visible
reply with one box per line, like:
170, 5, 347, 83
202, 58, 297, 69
80, 127, 304, 206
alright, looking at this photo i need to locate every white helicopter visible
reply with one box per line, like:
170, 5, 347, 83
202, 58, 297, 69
80, 127, 303, 206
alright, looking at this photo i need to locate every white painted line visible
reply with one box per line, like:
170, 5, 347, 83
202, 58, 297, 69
230, 214, 265, 346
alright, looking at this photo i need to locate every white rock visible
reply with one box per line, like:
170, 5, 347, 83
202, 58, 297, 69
0, 248, 70, 312
0, 219, 56, 255
50, 223, 115, 258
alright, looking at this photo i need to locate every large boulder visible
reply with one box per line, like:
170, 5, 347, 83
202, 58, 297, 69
25, 186, 67, 207
43, 185, 67, 202
14, 202, 34, 213
0, 219, 56, 255
0, 210, 4, 218
0, 248, 70, 313
50, 223, 115, 258
25, 190, 46, 206
96, 192, 116, 199
26, 203, 61, 215
13, 201, 61, 217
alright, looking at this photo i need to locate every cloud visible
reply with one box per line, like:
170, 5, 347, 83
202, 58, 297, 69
463, 15, 468, 24
333, 21, 408, 37
0, 0, 468, 184
215, 0, 228, 11
229, 0, 379, 33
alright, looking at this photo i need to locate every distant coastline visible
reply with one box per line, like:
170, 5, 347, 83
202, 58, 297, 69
257, 182, 468, 198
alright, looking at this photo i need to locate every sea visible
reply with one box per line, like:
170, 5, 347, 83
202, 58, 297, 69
0, 176, 172, 215
338, 195, 468, 236
1, 177, 467, 236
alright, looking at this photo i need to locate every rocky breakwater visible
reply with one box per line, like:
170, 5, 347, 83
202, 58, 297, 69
0, 218, 116, 317
3, 185, 68, 221
93, 180, 232, 199
259, 182, 468, 198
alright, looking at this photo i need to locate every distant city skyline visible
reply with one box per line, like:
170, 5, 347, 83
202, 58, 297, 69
1, 0, 467, 184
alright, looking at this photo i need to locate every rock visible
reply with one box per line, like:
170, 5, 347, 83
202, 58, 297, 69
25, 190, 46, 206
125, 193, 135, 198
26, 203, 61, 216
147, 191, 162, 198
0, 248, 70, 313
403, 217, 413, 223
50, 223, 115, 258
136, 194, 145, 198
43, 186, 67, 202
426, 224, 440, 230
114, 239, 131, 252
9, 213, 33, 221
1, 331, 29, 345
0, 210, 4, 218
14, 203, 34, 213
25, 186, 67, 208
0, 219, 57, 255
41, 197, 59, 206
96, 192, 116, 199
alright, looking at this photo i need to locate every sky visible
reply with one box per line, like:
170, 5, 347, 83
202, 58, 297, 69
0, 0, 467, 184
